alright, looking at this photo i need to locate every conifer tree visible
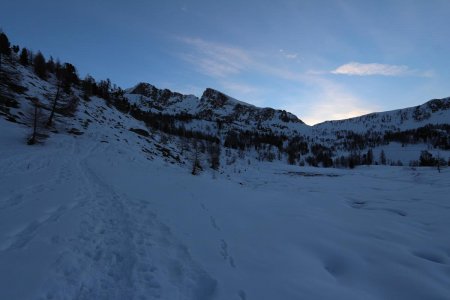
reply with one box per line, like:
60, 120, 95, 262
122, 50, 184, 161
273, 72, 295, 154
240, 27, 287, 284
0, 32, 11, 55
46, 56, 55, 73
33, 51, 47, 79
0, 31, 11, 72
56, 63, 79, 93
366, 149, 373, 165
380, 150, 387, 165
19, 48, 29, 66
191, 140, 202, 175
55, 59, 61, 73
81, 75, 95, 100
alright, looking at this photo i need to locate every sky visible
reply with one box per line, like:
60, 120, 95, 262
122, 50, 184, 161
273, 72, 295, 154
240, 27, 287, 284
1, 0, 449, 125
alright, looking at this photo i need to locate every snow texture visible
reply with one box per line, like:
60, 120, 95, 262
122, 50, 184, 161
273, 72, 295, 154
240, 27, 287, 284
1, 116, 450, 299
1, 51, 450, 300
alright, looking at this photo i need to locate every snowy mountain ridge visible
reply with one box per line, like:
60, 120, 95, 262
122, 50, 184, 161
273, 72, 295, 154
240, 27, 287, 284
122, 81, 450, 165
0, 36, 449, 168
1, 31, 450, 300
314, 97, 450, 134
125, 83, 305, 133
125, 82, 450, 138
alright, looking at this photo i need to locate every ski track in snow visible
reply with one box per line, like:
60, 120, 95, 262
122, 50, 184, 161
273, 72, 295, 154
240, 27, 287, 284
1, 124, 450, 299
0, 136, 216, 300
0, 140, 80, 252
33, 138, 217, 300
2, 52, 450, 300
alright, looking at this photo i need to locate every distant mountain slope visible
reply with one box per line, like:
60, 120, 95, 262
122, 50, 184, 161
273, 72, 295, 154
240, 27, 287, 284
125, 83, 306, 133
313, 97, 450, 134
2, 33, 450, 300
1, 32, 449, 168
124, 82, 450, 139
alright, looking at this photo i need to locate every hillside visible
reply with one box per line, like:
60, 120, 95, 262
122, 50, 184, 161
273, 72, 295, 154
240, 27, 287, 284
314, 97, 450, 133
1, 35, 450, 168
2, 114, 450, 299
1, 32, 450, 300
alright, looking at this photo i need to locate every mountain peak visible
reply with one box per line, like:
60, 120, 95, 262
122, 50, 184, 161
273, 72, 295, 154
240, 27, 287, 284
200, 88, 230, 108
127, 82, 156, 97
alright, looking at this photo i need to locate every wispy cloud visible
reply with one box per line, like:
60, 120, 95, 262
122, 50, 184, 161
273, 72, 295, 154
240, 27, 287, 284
331, 62, 411, 76
279, 49, 300, 60
177, 37, 377, 124
179, 37, 251, 78
331, 62, 433, 77
179, 37, 305, 81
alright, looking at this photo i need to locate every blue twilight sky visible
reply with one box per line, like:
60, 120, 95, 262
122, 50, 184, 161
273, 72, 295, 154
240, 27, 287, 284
1, 0, 449, 124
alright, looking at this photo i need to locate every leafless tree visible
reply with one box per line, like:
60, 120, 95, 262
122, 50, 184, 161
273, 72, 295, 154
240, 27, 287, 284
46, 84, 79, 128
191, 140, 202, 175
46, 84, 60, 127
24, 99, 47, 145
208, 141, 221, 170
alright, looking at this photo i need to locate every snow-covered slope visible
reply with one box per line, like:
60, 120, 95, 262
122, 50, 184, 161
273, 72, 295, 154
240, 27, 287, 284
1, 116, 450, 299
123, 81, 450, 164
125, 83, 307, 134
1, 40, 450, 300
2, 48, 449, 166
313, 97, 450, 134
124, 81, 450, 139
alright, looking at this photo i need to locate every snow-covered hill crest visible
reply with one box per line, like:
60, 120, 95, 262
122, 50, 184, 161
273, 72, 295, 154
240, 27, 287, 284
314, 97, 450, 134
1, 34, 449, 168
122, 80, 450, 156
1, 31, 450, 300
125, 83, 305, 132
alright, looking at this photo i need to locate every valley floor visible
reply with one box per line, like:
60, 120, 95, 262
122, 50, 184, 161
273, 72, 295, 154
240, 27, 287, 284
1, 120, 450, 300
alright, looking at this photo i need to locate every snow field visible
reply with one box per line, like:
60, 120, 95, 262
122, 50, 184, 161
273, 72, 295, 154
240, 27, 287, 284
2, 120, 448, 299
